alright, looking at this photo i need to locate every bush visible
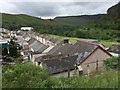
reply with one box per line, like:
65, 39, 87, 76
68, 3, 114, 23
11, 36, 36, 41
104, 57, 118, 70
2, 62, 48, 88
2, 62, 118, 88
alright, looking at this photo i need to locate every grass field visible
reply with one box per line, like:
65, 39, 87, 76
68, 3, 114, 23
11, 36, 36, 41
49, 34, 118, 48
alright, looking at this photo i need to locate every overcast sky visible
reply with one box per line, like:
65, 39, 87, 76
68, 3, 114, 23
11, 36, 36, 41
0, 0, 119, 19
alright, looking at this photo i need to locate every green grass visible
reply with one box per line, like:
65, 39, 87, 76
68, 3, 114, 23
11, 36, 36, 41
49, 34, 118, 48
49, 70, 118, 88
100, 40, 119, 48
71, 70, 118, 88
49, 34, 96, 43
2, 62, 118, 88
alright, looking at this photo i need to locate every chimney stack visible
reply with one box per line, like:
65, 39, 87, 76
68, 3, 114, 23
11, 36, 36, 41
63, 39, 69, 44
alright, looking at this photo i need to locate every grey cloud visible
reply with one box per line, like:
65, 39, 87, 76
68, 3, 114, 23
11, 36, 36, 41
11, 2, 61, 17
0, 1, 119, 18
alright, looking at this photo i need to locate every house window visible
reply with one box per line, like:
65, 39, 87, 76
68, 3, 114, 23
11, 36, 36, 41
87, 64, 89, 68
96, 60, 98, 71
38, 62, 41, 65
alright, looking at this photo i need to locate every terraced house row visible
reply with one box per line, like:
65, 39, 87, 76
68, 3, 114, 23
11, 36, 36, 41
15, 30, 112, 77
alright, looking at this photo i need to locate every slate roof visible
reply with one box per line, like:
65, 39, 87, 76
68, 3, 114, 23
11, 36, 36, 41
107, 45, 120, 53
77, 39, 98, 43
17, 36, 25, 46
36, 41, 111, 75
39, 55, 78, 74
47, 45, 62, 55
51, 44, 73, 55
23, 34, 28, 39
55, 40, 63, 45
26, 31, 33, 35
30, 40, 49, 53
34, 32, 40, 36
44, 36, 51, 40
49, 38, 58, 43
39, 34, 47, 38
47, 41, 98, 57
47, 41, 99, 65
69, 41, 98, 55
70, 41, 98, 64
38, 45, 49, 53
22, 32, 27, 37
35, 54, 62, 62
25, 36, 31, 41
29, 32, 36, 37
40, 35, 62, 44
30, 41, 43, 51
27, 38, 36, 45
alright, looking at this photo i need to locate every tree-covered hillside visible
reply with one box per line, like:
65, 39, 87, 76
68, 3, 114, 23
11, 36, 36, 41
89, 2, 120, 30
107, 2, 120, 19
2, 13, 103, 31
2, 2, 120, 41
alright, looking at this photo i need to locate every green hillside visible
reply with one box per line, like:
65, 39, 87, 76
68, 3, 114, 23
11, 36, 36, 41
107, 2, 120, 18
2, 13, 104, 31
90, 2, 120, 30
2, 13, 54, 29
2, 2, 120, 41
2, 2, 120, 31
54, 14, 105, 25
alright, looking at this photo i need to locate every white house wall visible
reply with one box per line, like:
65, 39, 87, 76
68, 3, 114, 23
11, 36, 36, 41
31, 54, 46, 64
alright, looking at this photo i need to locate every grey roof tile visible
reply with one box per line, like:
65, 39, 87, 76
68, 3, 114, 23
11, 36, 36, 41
107, 45, 120, 53
39, 55, 78, 74
27, 38, 36, 45
30, 40, 49, 53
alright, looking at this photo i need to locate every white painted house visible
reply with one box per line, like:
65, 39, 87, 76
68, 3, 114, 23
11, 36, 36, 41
21, 27, 33, 31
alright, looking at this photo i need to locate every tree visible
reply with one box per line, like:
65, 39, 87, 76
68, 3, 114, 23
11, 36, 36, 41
8, 39, 18, 57
2, 48, 8, 56
104, 57, 118, 70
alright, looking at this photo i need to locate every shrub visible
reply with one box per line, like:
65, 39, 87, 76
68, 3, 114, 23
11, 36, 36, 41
2, 62, 48, 88
2, 62, 118, 88
104, 56, 118, 70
